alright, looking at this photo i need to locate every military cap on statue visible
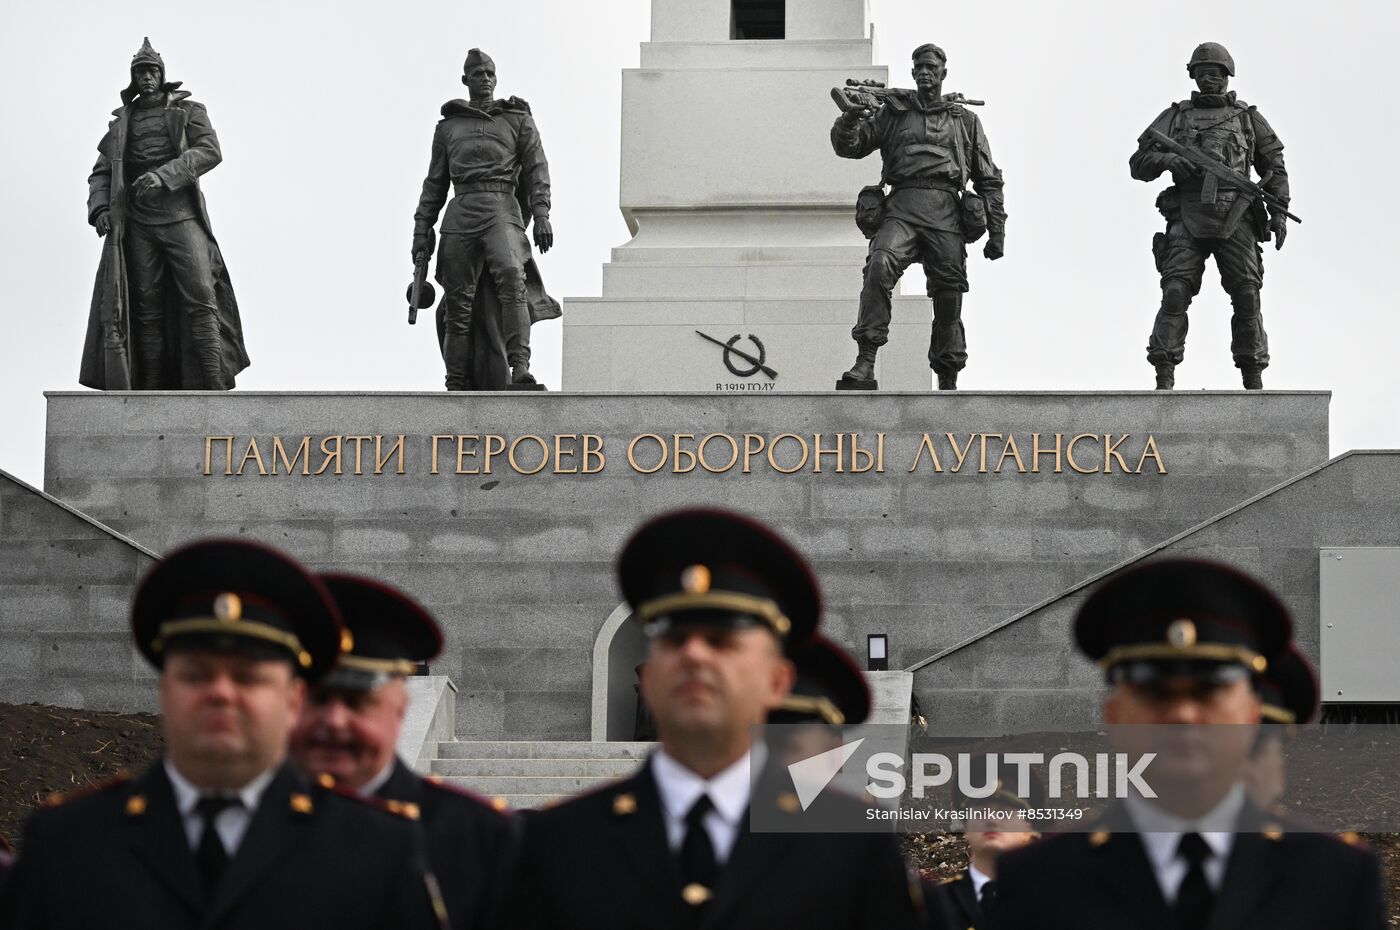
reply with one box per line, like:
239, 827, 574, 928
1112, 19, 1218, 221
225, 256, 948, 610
1074, 558, 1291, 685
131, 538, 345, 680
317, 573, 444, 691
463, 48, 495, 73
617, 507, 820, 648
1258, 644, 1319, 725
769, 635, 870, 725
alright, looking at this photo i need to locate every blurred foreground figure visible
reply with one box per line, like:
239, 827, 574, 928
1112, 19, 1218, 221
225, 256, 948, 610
289, 573, 512, 929
1, 541, 441, 930
502, 509, 919, 929
995, 559, 1384, 930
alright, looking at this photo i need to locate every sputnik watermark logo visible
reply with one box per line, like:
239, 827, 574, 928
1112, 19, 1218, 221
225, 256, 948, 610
865, 751, 1158, 801
787, 737, 866, 811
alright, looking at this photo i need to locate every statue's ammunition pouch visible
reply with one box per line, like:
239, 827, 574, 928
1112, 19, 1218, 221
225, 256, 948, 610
1155, 187, 1181, 222
855, 184, 886, 239
1152, 231, 1168, 273
959, 191, 988, 243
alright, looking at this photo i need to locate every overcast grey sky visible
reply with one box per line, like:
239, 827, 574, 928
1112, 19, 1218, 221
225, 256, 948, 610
1, 0, 1396, 488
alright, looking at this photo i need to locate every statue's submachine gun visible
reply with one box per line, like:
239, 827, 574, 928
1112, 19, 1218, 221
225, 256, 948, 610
405, 253, 436, 325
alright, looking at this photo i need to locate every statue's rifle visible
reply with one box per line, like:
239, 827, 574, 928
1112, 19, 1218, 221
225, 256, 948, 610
830, 79, 983, 113
1148, 128, 1301, 224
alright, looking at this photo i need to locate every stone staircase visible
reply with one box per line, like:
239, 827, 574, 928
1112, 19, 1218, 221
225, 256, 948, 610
428, 740, 655, 810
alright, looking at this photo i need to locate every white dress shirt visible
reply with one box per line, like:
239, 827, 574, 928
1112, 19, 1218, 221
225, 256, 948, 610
1124, 782, 1246, 903
164, 758, 278, 857
651, 745, 763, 865
968, 862, 993, 901
358, 760, 397, 797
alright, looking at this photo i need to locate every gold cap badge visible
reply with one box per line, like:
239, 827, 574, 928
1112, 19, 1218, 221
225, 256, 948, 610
213, 592, 242, 623
681, 564, 711, 595
1166, 618, 1197, 648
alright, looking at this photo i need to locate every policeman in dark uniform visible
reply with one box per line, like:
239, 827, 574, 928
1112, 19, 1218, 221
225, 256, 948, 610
503, 509, 919, 930
922, 776, 1046, 930
0, 540, 442, 930
1131, 43, 1291, 390
769, 634, 870, 767
288, 573, 513, 930
995, 559, 1386, 930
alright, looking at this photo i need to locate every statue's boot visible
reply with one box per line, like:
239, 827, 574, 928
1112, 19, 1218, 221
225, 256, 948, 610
442, 329, 470, 391
1155, 365, 1176, 390
1241, 369, 1264, 390
511, 359, 537, 385
930, 291, 967, 391
841, 342, 878, 382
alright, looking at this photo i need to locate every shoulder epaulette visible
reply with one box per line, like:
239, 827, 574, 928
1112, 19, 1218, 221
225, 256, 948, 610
42, 771, 131, 808
422, 774, 511, 814
325, 783, 421, 822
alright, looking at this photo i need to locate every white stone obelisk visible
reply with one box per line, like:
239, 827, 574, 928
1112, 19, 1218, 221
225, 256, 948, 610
561, 0, 933, 391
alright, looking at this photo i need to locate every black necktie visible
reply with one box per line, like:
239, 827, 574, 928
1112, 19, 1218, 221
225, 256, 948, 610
679, 794, 717, 909
196, 795, 240, 895
1174, 832, 1215, 930
980, 878, 999, 919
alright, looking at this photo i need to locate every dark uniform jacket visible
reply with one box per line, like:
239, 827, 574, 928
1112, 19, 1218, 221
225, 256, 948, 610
502, 755, 919, 930
375, 758, 514, 930
831, 95, 1006, 236
81, 86, 249, 391
923, 870, 990, 930
994, 801, 1386, 930
1129, 91, 1288, 241
1, 760, 442, 930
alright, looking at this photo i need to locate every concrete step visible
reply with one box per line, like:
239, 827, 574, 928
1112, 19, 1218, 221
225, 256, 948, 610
430, 757, 639, 778
434, 741, 655, 760
426, 775, 627, 797
470, 791, 567, 811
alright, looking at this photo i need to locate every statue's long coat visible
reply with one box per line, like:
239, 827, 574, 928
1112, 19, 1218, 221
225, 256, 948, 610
80, 85, 249, 390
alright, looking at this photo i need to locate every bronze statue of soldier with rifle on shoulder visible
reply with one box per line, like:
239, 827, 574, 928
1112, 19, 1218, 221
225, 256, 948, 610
830, 43, 1006, 392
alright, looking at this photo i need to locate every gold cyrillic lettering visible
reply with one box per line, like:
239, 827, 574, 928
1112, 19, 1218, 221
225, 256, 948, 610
1104, 434, 1132, 474
582, 434, 605, 474
1136, 435, 1167, 474
483, 435, 507, 475
767, 433, 810, 474
977, 433, 1003, 474
627, 434, 667, 474
236, 437, 268, 476
430, 435, 453, 475
946, 433, 976, 473
698, 433, 739, 474
1067, 433, 1101, 474
509, 435, 549, 475
272, 436, 312, 476
672, 434, 697, 474
1032, 433, 1063, 474
813, 433, 845, 474
345, 436, 373, 475
553, 434, 579, 475
995, 435, 1027, 474
374, 435, 405, 476
908, 433, 944, 473
204, 436, 234, 476
315, 436, 343, 476
742, 434, 766, 474
456, 435, 480, 475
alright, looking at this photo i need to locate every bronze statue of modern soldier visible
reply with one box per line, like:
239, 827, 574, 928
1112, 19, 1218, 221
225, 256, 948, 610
1131, 43, 1293, 390
413, 49, 560, 391
81, 38, 249, 391
831, 43, 1006, 391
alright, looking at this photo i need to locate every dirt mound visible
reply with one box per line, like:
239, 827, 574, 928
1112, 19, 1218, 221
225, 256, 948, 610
0, 703, 164, 849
